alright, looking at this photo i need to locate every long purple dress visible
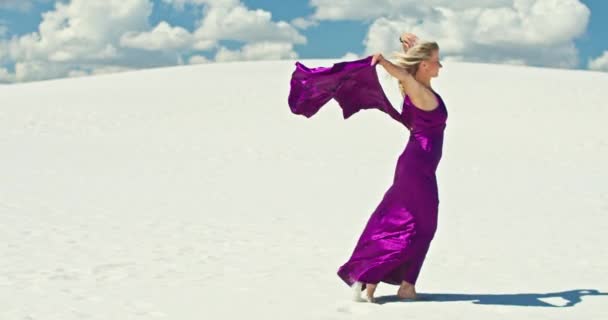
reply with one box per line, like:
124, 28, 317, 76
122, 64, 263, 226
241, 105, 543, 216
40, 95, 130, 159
288, 56, 448, 288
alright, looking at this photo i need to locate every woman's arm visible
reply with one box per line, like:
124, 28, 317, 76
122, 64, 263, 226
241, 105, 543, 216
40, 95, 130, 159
371, 53, 437, 111
371, 53, 411, 83
371, 53, 420, 98
398, 32, 418, 98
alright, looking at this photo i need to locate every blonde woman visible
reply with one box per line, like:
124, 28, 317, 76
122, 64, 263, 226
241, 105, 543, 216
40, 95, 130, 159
288, 33, 447, 303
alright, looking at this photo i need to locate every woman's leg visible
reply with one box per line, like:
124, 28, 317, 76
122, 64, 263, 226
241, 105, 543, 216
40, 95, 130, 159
365, 283, 378, 303
398, 280, 417, 299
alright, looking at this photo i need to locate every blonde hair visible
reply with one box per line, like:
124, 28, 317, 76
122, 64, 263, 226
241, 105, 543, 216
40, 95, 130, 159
393, 41, 439, 97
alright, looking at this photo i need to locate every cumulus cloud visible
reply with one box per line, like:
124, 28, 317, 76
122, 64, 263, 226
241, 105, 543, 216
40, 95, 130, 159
121, 21, 194, 51
340, 52, 361, 60
0, 66, 15, 83
188, 54, 210, 64
0, 0, 306, 83
193, 4, 306, 45
312, 0, 590, 69
0, 37, 7, 62
91, 65, 135, 75
215, 42, 297, 62
588, 51, 608, 72
0, 0, 159, 82
162, 0, 240, 10
310, 0, 511, 20
13, 60, 71, 82
67, 69, 88, 78
162, 0, 307, 46
162, 0, 307, 58
291, 17, 319, 30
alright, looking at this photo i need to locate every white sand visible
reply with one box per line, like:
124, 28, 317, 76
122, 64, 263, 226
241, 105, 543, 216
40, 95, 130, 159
0, 59, 607, 319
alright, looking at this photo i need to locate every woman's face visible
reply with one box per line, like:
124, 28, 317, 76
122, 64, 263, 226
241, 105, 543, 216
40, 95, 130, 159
422, 50, 442, 78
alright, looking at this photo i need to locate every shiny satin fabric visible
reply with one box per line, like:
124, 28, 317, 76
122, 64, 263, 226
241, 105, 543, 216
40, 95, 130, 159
288, 56, 448, 287
288, 56, 405, 127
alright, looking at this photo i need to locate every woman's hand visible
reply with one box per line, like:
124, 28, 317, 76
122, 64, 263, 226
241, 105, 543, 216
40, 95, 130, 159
371, 53, 384, 66
400, 32, 418, 50
370, 52, 414, 86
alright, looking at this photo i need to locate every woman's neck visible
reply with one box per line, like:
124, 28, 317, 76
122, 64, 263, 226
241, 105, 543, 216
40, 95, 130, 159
415, 74, 432, 89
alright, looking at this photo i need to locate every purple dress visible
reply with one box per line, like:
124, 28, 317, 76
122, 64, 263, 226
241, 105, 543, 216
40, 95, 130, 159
288, 56, 448, 288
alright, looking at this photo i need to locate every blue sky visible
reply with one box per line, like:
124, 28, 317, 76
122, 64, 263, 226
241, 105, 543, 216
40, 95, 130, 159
0, 0, 367, 58
0, 0, 606, 83
573, 0, 608, 66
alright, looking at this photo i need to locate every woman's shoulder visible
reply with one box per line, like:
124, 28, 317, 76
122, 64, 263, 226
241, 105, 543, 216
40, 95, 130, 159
404, 89, 444, 112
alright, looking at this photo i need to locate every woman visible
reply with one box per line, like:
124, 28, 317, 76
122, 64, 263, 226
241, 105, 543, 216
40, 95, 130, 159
288, 33, 447, 303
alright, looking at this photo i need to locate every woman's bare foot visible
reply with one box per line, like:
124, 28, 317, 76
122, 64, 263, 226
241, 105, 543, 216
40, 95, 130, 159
397, 281, 417, 300
365, 283, 378, 303
351, 282, 365, 302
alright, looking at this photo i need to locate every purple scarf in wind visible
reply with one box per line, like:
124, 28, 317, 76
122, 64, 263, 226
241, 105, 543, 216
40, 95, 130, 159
287, 56, 405, 127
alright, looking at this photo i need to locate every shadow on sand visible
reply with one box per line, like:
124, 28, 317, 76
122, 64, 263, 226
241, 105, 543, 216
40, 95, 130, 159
374, 289, 608, 307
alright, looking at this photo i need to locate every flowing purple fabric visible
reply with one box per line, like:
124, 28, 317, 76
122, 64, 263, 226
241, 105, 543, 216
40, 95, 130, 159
288, 56, 405, 127
288, 56, 448, 288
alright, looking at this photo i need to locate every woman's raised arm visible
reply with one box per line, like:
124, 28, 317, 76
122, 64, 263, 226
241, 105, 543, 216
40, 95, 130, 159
371, 53, 437, 111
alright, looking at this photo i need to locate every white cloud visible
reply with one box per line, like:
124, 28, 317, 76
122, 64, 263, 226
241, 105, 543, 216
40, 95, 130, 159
0, 39, 7, 62
476, 0, 589, 46
192, 39, 216, 51
1, 0, 154, 81
161, 0, 240, 10
0, 66, 15, 83
161, 1, 308, 60
162, 0, 307, 46
0, 0, 187, 82
340, 52, 360, 60
326, 0, 590, 69
91, 65, 134, 75
0, 0, 307, 83
291, 17, 319, 30
588, 51, 608, 72
0, 0, 594, 83
310, 0, 512, 20
215, 42, 297, 62
188, 54, 210, 64
193, 4, 306, 45
311, 0, 408, 20
13, 60, 70, 82
67, 69, 88, 78
121, 21, 194, 51
64, 65, 134, 79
